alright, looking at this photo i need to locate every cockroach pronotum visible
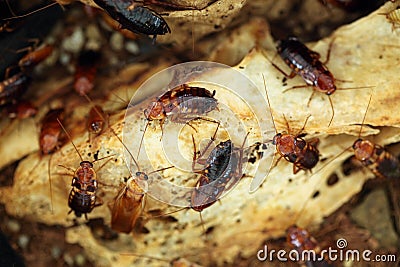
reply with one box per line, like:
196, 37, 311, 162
270, 36, 372, 127
0, 72, 31, 106
137, 83, 218, 158
92, 0, 171, 41
250, 75, 320, 193
56, 118, 113, 219
379, 6, 400, 31
74, 50, 101, 96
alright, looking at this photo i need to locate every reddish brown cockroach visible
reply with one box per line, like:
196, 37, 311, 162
56, 118, 113, 219
16, 43, 53, 73
92, 0, 171, 41
74, 50, 101, 96
286, 225, 333, 266
110, 162, 173, 234
87, 105, 107, 141
271, 36, 372, 127
33, 108, 65, 213
250, 75, 320, 192
138, 83, 218, 157
347, 94, 400, 180
40, 108, 65, 155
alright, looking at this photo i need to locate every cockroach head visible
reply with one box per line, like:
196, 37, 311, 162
144, 101, 164, 120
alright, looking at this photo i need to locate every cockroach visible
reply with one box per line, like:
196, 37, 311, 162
271, 36, 372, 127
16, 43, 53, 73
40, 108, 65, 155
56, 118, 113, 219
92, 0, 171, 41
286, 225, 333, 266
6, 100, 37, 119
110, 174, 146, 234
74, 50, 101, 96
34, 108, 65, 213
1, 42, 52, 106
138, 83, 218, 157
250, 75, 320, 192
110, 164, 173, 233
0, 72, 30, 106
350, 95, 400, 180
191, 124, 247, 215
380, 6, 400, 31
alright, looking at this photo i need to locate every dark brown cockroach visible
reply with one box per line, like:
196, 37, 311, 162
138, 83, 218, 157
152, 124, 247, 238
286, 225, 333, 266
272, 36, 372, 127
189, 125, 248, 239
379, 6, 400, 31
56, 118, 113, 219
92, 0, 171, 41
74, 50, 101, 96
0, 72, 31, 106
250, 75, 320, 192
1, 41, 52, 106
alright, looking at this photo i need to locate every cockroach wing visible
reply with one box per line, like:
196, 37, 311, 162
110, 181, 146, 234
249, 143, 276, 193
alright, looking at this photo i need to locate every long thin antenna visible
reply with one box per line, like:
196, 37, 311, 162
82, 93, 141, 171
262, 74, 278, 134
2, 2, 60, 20
57, 118, 84, 162
357, 93, 373, 138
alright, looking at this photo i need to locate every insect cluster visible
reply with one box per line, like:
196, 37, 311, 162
1, 0, 400, 266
